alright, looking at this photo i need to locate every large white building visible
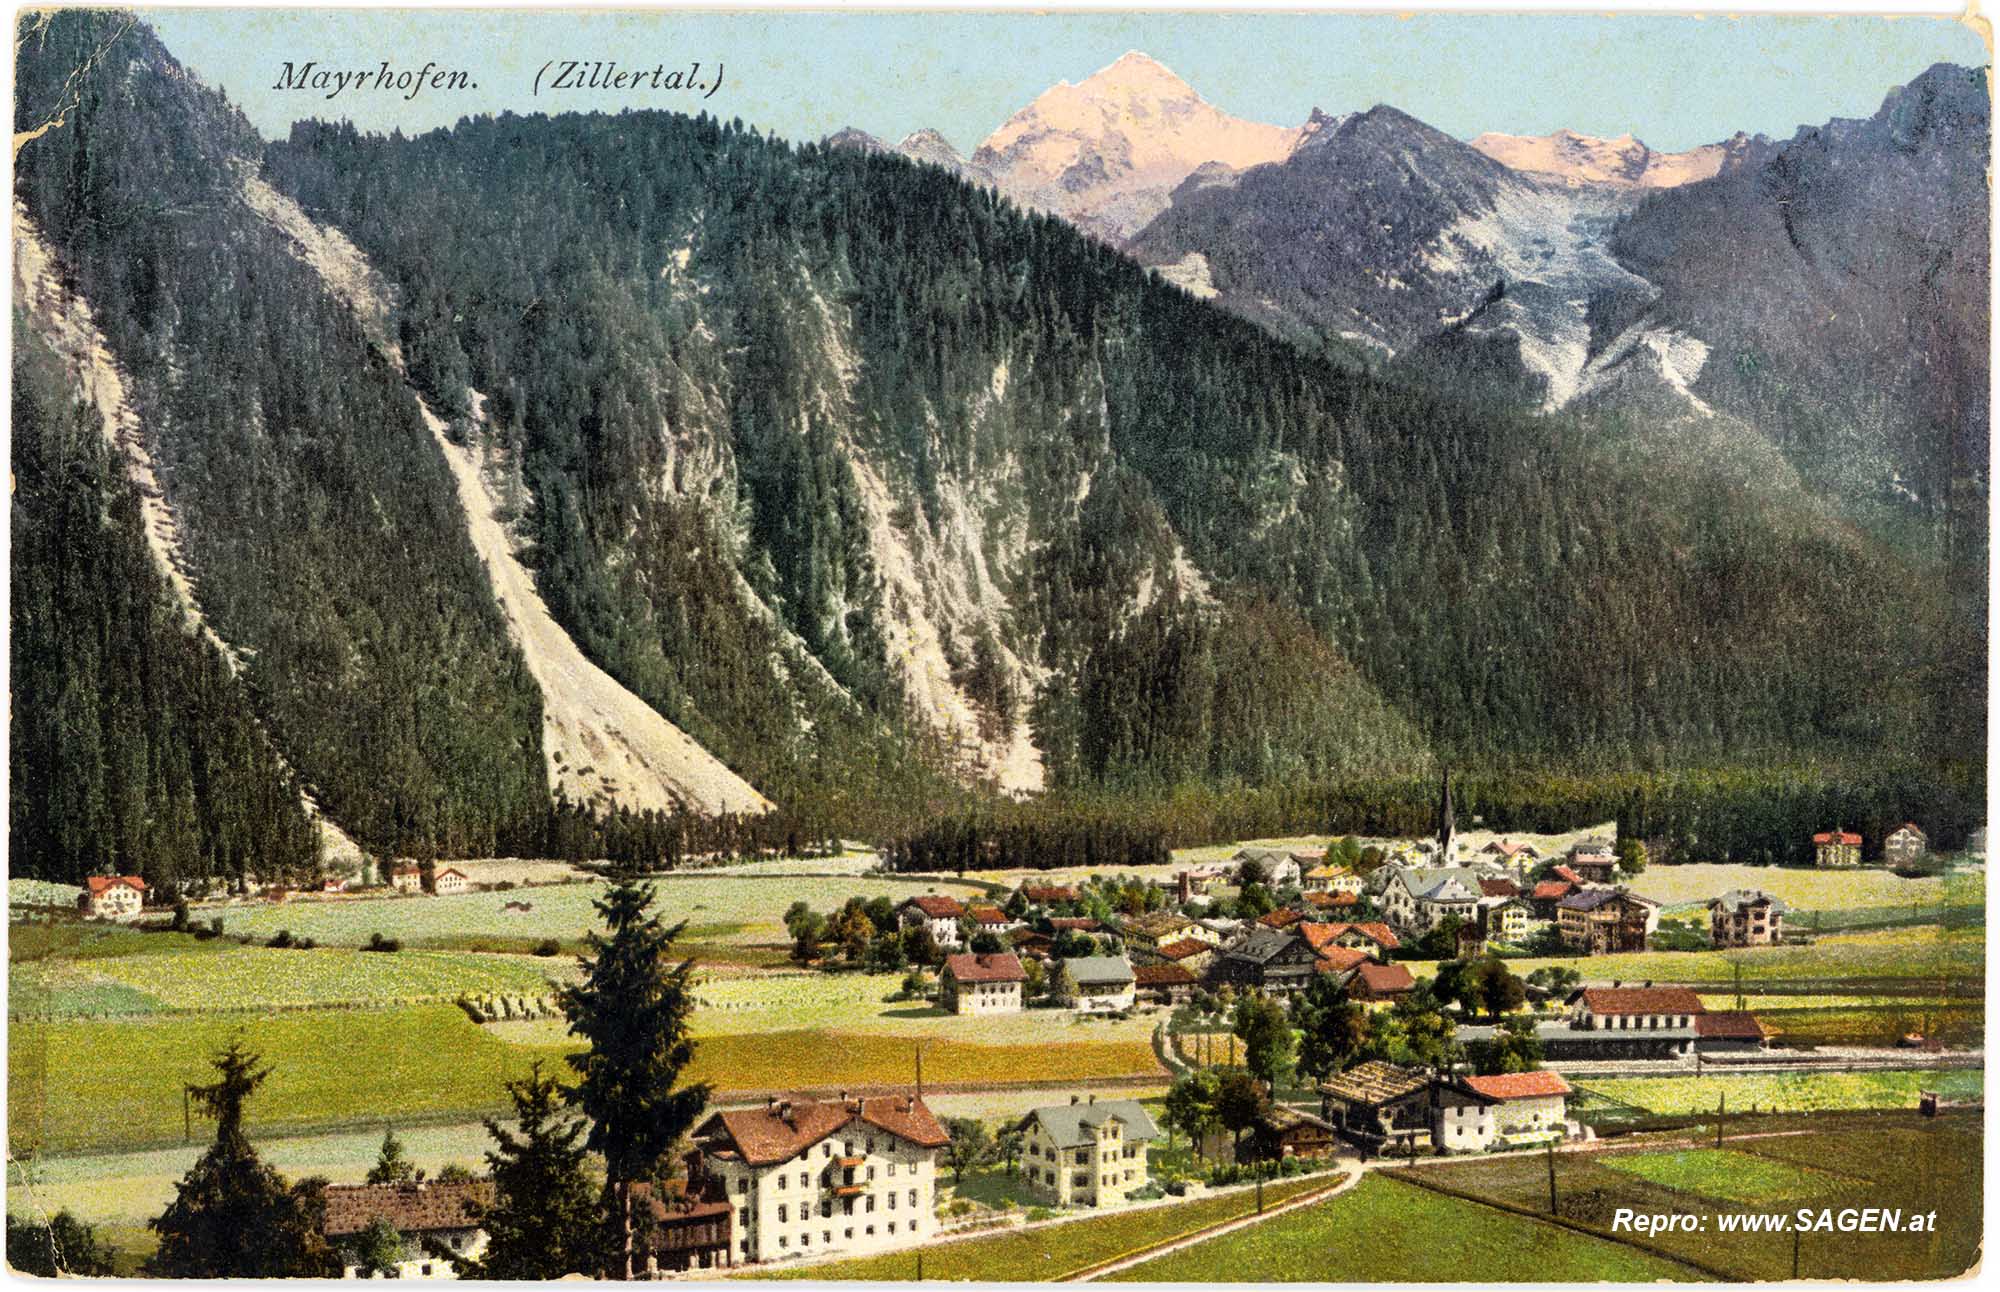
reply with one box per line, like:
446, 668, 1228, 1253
692, 1093, 949, 1266
1016, 1096, 1159, 1207
940, 951, 1026, 1015
77, 874, 146, 920
897, 895, 966, 948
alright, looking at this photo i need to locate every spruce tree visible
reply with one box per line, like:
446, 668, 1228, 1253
559, 878, 711, 1279
366, 1128, 418, 1185
147, 1041, 338, 1277
458, 1061, 600, 1279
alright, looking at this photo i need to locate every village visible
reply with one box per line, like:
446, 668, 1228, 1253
38, 783, 1982, 1281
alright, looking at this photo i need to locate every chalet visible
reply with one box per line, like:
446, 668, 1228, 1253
1232, 847, 1303, 888
1302, 864, 1365, 895
897, 895, 966, 948
1884, 823, 1929, 865
965, 904, 1012, 936
1007, 930, 1055, 961
1478, 896, 1534, 945
433, 868, 471, 896
1528, 879, 1574, 920
1318, 1061, 1491, 1158
692, 1091, 948, 1264
1481, 839, 1541, 866
391, 866, 425, 894
1059, 956, 1137, 1012
1133, 962, 1199, 1005
324, 1180, 491, 1279
1248, 1105, 1340, 1163
1017, 1096, 1158, 1207
1322, 921, 1400, 955
1457, 1071, 1572, 1148
1213, 927, 1322, 997
1567, 850, 1618, 884
1014, 883, 1080, 908
1813, 828, 1862, 868
940, 952, 1026, 1015
77, 875, 146, 921
1342, 961, 1416, 1005
1708, 890, 1787, 947
636, 1168, 735, 1274
1150, 937, 1216, 976
1556, 888, 1651, 954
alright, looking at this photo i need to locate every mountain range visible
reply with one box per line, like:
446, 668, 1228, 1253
10, 13, 1985, 889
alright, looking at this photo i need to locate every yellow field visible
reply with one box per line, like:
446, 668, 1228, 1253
1626, 862, 1982, 915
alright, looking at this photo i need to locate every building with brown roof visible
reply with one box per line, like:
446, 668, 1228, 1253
635, 1169, 735, 1274
965, 904, 1011, 934
324, 1180, 492, 1279
1569, 984, 1704, 1030
1457, 1071, 1572, 1147
1247, 1105, 1340, 1163
1302, 890, 1360, 912
1133, 962, 1199, 1004
1813, 828, 1863, 868
78, 874, 146, 920
940, 952, 1026, 1015
1318, 1061, 1489, 1158
897, 895, 967, 948
693, 1092, 948, 1265
1709, 890, 1787, 947
1342, 961, 1416, 1005
1695, 1011, 1769, 1052
1556, 888, 1652, 954
1015, 883, 1080, 907
1146, 937, 1215, 976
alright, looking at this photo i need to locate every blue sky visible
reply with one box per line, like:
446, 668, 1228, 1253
144, 8, 1986, 154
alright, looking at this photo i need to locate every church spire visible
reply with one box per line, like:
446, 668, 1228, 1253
1437, 768, 1456, 862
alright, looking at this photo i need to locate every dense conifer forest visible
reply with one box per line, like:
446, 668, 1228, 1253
11, 12, 1984, 874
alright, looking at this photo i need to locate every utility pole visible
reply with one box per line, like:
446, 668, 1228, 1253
1716, 1093, 1725, 1149
1256, 1169, 1264, 1214
1791, 1222, 1801, 1278
1545, 1139, 1558, 1214
917, 1249, 924, 1281
183, 1086, 191, 1143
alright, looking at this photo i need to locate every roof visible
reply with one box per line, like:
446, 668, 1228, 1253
943, 952, 1026, 984
323, 1181, 492, 1238
1133, 963, 1198, 986
1019, 884, 1080, 903
1696, 1011, 1767, 1040
1227, 926, 1306, 965
1531, 880, 1574, 901
1559, 887, 1643, 912
1889, 822, 1929, 839
1154, 938, 1210, 961
1550, 865, 1582, 884
1314, 944, 1372, 973
1460, 1071, 1573, 1101
392, 865, 422, 877
84, 875, 146, 894
1812, 830, 1862, 845
1023, 1098, 1161, 1148
1303, 891, 1359, 909
1255, 1105, 1337, 1134
434, 867, 468, 880
1304, 864, 1353, 880
1484, 840, 1539, 858
1578, 986, 1705, 1016
903, 895, 966, 919
1479, 878, 1521, 899
1125, 912, 1192, 936
1258, 908, 1305, 929
1709, 889, 1790, 914
1050, 917, 1102, 932
967, 904, 1008, 924
1060, 955, 1135, 986
1318, 1060, 1429, 1105
1350, 962, 1416, 994
701, 1094, 949, 1166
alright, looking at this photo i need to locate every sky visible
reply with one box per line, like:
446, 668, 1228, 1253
142, 6, 1988, 155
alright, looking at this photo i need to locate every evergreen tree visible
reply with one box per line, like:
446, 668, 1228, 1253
559, 879, 711, 1280
367, 1128, 419, 1185
6, 1209, 117, 1277
1293, 976, 1368, 1082
459, 1061, 600, 1280
147, 1042, 338, 1278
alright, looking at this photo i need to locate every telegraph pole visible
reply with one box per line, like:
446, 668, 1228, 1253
1791, 1223, 1801, 1278
1716, 1093, 1725, 1149
1545, 1140, 1558, 1214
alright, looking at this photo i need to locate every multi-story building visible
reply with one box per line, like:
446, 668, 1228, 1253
77, 875, 146, 920
1708, 889, 1787, 947
1813, 828, 1862, 868
1121, 911, 1196, 957
1556, 888, 1651, 954
692, 1092, 948, 1266
433, 867, 472, 896
897, 895, 966, 948
1884, 823, 1929, 865
1057, 956, 1137, 1011
940, 952, 1026, 1014
1017, 1096, 1158, 1207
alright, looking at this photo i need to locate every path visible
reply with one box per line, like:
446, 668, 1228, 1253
1065, 1168, 1361, 1281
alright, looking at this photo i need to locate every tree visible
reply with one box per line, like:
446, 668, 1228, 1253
995, 1123, 1025, 1177
1470, 1014, 1544, 1075
1236, 858, 1271, 888
829, 905, 875, 963
1162, 1069, 1221, 1160
1615, 836, 1649, 876
1049, 960, 1080, 1007
1235, 882, 1275, 919
436, 1163, 478, 1184
1432, 957, 1478, 1014
458, 1060, 600, 1279
147, 1041, 338, 1277
1415, 914, 1465, 960
1232, 994, 1297, 1092
1214, 1069, 1267, 1159
790, 911, 825, 965
1525, 965, 1581, 999
351, 1217, 407, 1277
559, 879, 711, 1280
867, 934, 908, 973
1051, 929, 1097, 959
970, 930, 1004, 954
1022, 956, 1047, 1000
7, 1210, 117, 1276
898, 923, 940, 968
367, 1128, 419, 1185
943, 1117, 993, 1185
1294, 975, 1368, 1082
1468, 957, 1528, 1019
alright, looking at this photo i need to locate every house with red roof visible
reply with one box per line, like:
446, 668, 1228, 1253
390, 864, 425, 894
692, 1091, 949, 1265
1813, 827, 1863, 868
965, 904, 1012, 935
433, 866, 472, 896
324, 1180, 492, 1278
897, 894, 967, 948
1342, 961, 1416, 1005
77, 875, 146, 921
1458, 1071, 1573, 1146
1133, 962, 1199, 1004
1149, 937, 1216, 976
940, 952, 1026, 1015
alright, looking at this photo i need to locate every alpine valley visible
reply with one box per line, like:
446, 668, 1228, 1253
11, 13, 1988, 891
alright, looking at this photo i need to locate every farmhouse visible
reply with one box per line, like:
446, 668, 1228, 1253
1528, 879, 1574, 920
1459, 1071, 1572, 1147
1341, 961, 1416, 1005
1232, 846, 1303, 888
1058, 956, 1137, 1011
433, 867, 472, 896
1302, 890, 1360, 913
1247, 1105, 1339, 1163
965, 904, 1011, 936
1256, 907, 1307, 931
1121, 911, 1196, 954
324, 1180, 491, 1279
897, 895, 966, 948
1133, 962, 1199, 1004
391, 866, 425, 894
1708, 889, 1787, 947
1016, 1096, 1159, 1207
940, 952, 1026, 1015
1317, 1061, 1486, 1158
77, 875, 146, 921
1813, 828, 1863, 868
1556, 888, 1651, 954
692, 1091, 948, 1265
1007, 929, 1056, 961
1213, 926, 1322, 997
1884, 823, 1929, 864
635, 1170, 735, 1274
1149, 937, 1216, 976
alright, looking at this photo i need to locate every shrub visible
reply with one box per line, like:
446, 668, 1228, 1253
532, 938, 562, 957
297, 936, 317, 950
267, 929, 295, 949
363, 932, 402, 954
1026, 1207, 1054, 1223
494, 880, 517, 891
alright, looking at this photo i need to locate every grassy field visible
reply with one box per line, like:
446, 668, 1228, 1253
1504, 924, 1983, 989
1625, 863, 1983, 917
1105, 1174, 1698, 1282
1575, 1068, 1982, 1118
1390, 1114, 1981, 1281
754, 1174, 1338, 1280
205, 876, 991, 954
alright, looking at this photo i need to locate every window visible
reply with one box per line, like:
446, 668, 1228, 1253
845, 1228, 854, 1240
739, 1209, 750, 1228
777, 1205, 787, 1223
866, 1226, 875, 1236
801, 1233, 811, 1247
887, 1163, 896, 1176
889, 1193, 897, 1210
779, 1237, 788, 1250
888, 1222, 897, 1234
908, 1189, 917, 1206
736, 1177, 749, 1195
823, 1144, 832, 1158
866, 1196, 875, 1213
778, 1174, 787, 1189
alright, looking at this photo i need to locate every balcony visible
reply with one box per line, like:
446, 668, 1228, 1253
836, 1156, 865, 1169
831, 1184, 866, 1198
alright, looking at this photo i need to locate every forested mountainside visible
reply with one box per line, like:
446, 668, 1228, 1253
11, 13, 1981, 879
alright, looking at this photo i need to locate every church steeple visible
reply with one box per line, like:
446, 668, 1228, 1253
1437, 769, 1456, 862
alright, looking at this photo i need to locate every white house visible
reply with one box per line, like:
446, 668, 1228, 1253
692, 1092, 948, 1265
77, 875, 146, 921
940, 952, 1026, 1015
1017, 1096, 1159, 1207
1884, 823, 1929, 865
391, 866, 425, 894
324, 1180, 490, 1279
433, 868, 472, 896
1458, 1071, 1572, 1147
896, 895, 966, 948
1057, 956, 1136, 1012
